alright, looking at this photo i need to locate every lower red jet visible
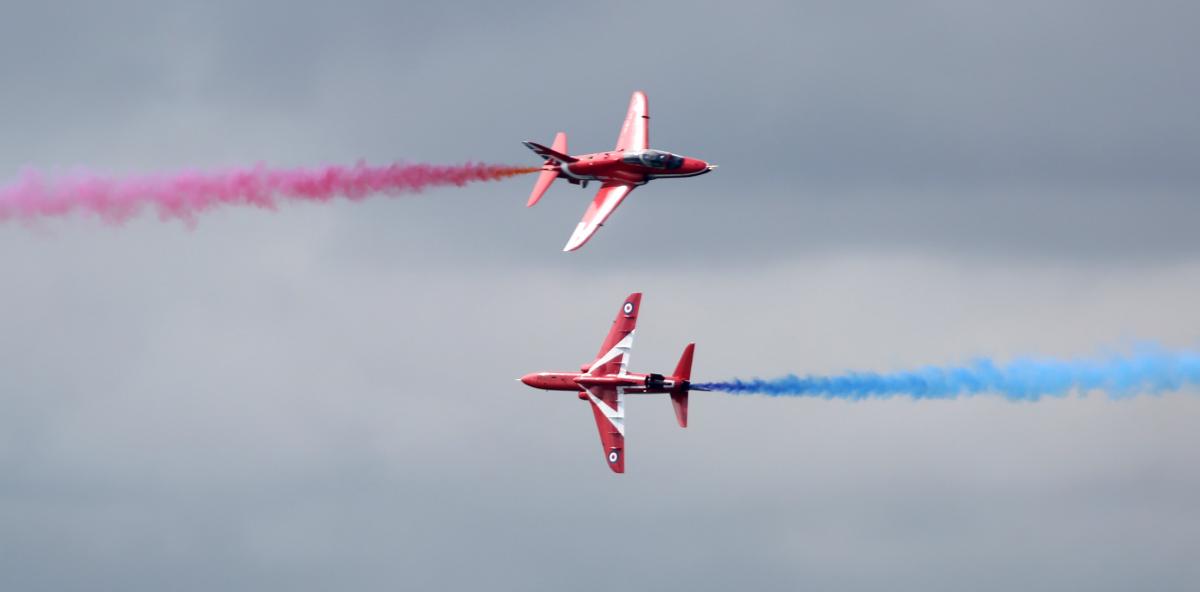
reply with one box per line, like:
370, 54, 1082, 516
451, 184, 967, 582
519, 293, 704, 473
523, 91, 716, 251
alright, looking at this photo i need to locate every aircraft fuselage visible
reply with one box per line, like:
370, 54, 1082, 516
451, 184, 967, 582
520, 371, 689, 396
556, 149, 714, 186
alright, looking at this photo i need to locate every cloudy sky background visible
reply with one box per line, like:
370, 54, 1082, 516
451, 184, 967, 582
1, 1, 1198, 590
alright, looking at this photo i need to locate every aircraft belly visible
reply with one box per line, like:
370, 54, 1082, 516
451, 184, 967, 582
559, 164, 596, 181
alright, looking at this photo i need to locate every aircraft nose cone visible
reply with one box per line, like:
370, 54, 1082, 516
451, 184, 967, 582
519, 373, 539, 388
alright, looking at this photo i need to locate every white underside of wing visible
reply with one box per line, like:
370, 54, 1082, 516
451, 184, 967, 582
564, 221, 593, 252
586, 387, 626, 436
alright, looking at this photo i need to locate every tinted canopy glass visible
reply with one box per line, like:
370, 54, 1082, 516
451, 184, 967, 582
623, 150, 684, 170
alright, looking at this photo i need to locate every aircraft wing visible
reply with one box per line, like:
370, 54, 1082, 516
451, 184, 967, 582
578, 294, 638, 473
614, 91, 649, 152
563, 182, 636, 251
586, 292, 640, 377
583, 386, 625, 473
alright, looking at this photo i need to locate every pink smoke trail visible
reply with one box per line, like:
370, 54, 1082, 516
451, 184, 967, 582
0, 162, 539, 224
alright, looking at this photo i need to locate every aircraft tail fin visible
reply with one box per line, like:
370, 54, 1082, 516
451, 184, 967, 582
670, 343, 695, 428
524, 132, 571, 207
549, 131, 568, 158
673, 343, 695, 382
523, 133, 575, 164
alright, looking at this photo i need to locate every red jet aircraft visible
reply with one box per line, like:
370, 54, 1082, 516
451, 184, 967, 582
519, 292, 704, 473
523, 91, 717, 251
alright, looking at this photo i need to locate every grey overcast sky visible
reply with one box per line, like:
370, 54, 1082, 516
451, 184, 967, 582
2, 2, 1199, 591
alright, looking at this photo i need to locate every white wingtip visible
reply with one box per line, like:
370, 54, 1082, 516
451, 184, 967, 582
563, 223, 589, 252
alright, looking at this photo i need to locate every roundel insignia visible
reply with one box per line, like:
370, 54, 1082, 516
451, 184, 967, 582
608, 450, 619, 463
623, 302, 634, 316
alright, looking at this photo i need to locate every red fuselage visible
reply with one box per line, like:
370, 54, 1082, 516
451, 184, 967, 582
558, 149, 714, 186
520, 371, 689, 397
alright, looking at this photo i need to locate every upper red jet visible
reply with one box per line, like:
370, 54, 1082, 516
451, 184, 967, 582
519, 292, 704, 473
523, 91, 716, 251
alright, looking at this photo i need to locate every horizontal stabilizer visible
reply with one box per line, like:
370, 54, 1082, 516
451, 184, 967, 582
526, 132, 568, 207
670, 391, 688, 428
527, 167, 558, 207
522, 138, 577, 163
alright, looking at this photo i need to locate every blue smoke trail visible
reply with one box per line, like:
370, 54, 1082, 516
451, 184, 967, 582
693, 346, 1200, 401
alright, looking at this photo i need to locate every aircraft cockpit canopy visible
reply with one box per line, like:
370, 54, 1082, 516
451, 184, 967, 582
623, 150, 684, 170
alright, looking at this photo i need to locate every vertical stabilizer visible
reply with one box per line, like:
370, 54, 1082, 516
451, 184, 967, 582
550, 131, 568, 156
673, 343, 695, 381
670, 343, 695, 428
